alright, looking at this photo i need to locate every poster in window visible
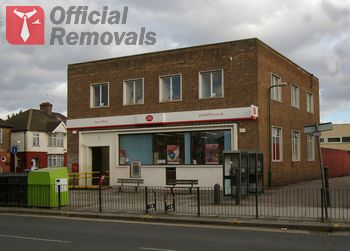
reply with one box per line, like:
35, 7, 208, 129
167, 145, 180, 164
120, 149, 126, 165
205, 144, 219, 164
130, 160, 141, 178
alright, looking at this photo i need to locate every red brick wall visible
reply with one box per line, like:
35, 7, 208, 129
257, 41, 320, 186
0, 127, 11, 173
15, 152, 47, 172
322, 148, 350, 177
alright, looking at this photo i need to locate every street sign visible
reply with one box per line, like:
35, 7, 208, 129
304, 122, 333, 134
11, 146, 18, 155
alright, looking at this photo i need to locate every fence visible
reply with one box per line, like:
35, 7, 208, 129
69, 172, 110, 188
1, 183, 349, 221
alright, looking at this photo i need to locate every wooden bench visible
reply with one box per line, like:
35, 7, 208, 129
169, 179, 199, 193
117, 178, 144, 191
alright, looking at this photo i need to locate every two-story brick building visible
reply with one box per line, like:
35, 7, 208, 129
7, 102, 67, 172
0, 119, 12, 173
67, 38, 320, 187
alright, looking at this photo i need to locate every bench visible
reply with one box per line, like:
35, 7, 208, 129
117, 178, 144, 192
169, 179, 199, 193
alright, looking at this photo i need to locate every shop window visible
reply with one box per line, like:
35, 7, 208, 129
33, 133, 40, 147
191, 130, 229, 165
307, 134, 315, 161
291, 130, 300, 161
306, 92, 314, 113
199, 70, 223, 99
91, 83, 109, 108
154, 132, 185, 164
160, 75, 181, 102
291, 84, 299, 108
119, 134, 153, 165
271, 74, 282, 102
272, 127, 283, 161
123, 79, 144, 105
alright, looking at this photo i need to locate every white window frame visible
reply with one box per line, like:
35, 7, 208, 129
291, 130, 301, 162
271, 73, 282, 102
327, 137, 341, 143
33, 133, 40, 147
48, 154, 64, 167
306, 92, 314, 113
307, 134, 315, 161
199, 69, 224, 99
291, 84, 299, 108
272, 126, 283, 162
159, 74, 182, 102
0, 128, 3, 144
123, 78, 144, 105
90, 82, 109, 108
48, 133, 65, 147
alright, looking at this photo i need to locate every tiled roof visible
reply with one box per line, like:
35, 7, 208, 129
6, 109, 66, 132
0, 118, 12, 128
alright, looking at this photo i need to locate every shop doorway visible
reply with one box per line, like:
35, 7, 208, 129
91, 147, 109, 185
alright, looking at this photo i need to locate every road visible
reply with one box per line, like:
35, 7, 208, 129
0, 214, 349, 251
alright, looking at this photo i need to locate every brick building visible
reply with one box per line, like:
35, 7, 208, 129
67, 38, 320, 187
0, 119, 12, 173
6, 102, 67, 172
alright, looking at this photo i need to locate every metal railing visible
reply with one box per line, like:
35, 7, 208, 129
1, 183, 349, 221
69, 172, 110, 188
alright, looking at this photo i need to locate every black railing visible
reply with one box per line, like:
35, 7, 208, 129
1, 183, 349, 221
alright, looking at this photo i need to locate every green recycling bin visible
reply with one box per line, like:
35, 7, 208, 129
28, 167, 69, 208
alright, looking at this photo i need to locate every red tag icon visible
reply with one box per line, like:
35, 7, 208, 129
6, 6, 45, 45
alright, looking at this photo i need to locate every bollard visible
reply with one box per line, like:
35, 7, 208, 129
214, 184, 221, 205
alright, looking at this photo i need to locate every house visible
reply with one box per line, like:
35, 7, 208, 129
6, 102, 67, 172
67, 38, 320, 187
320, 124, 350, 177
0, 119, 12, 173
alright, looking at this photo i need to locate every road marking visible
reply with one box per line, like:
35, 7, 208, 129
140, 247, 176, 251
0, 234, 71, 244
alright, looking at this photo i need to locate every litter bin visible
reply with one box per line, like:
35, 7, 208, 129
28, 167, 69, 208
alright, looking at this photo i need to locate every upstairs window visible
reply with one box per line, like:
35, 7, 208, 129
124, 79, 144, 105
160, 75, 181, 102
271, 74, 282, 102
48, 133, 65, 147
328, 137, 341, 143
33, 133, 40, 147
291, 84, 299, 108
0, 129, 3, 144
342, 137, 350, 143
91, 83, 109, 108
306, 92, 314, 113
199, 70, 223, 99
307, 134, 315, 161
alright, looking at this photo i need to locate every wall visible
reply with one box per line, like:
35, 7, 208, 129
256, 41, 321, 186
322, 148, 350, 177
0, 127, 11, 173
321, 124, 350, 151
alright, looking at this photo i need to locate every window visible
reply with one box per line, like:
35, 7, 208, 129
291, 84, 299, 108
48, 133, 65, 147
342, 137, 350, 143
306, 92, 314, 113
291, 130, 300, 161
271, 74, 282, 102
118, 130, 231, 166
307, 134, 315, 161
272, 127, 283, 161
160, 75, 181, 102
124, 79, 144, 105
320, 138, 325, 143
33, 133, 40, 147
199, 70, 223, 99
0, 129, 3, 144
328, 137, 341, 143
91, 83, 109, 108
48, 155, 64, 167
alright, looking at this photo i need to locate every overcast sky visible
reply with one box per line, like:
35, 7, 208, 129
0, 0, 349, 123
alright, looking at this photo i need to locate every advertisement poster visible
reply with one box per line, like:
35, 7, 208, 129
130, 160, 141, 178
167, 145, 180, 164
120, 149, 126, 165
205, 144, 219, 164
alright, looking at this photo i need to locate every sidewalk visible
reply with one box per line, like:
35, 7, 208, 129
1, 206, 349, 233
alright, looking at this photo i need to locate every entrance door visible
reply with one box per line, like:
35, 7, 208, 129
91, 147, 109, 185
31, 157, 39, 170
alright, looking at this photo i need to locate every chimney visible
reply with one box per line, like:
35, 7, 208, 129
40, 102, 53, 116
